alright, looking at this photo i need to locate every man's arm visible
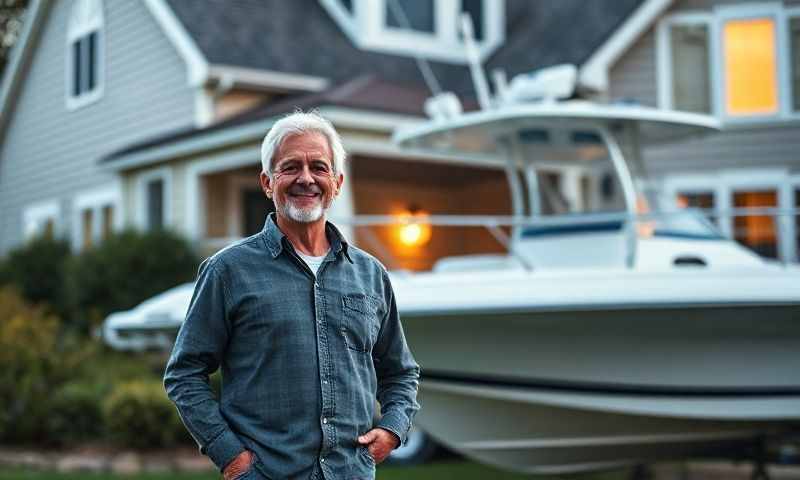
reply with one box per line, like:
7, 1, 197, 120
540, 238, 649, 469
163, 258, 245, 472
371, 269, 421, 447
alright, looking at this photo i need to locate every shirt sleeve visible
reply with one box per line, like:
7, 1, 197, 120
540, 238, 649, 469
372, 269, 421, 447
163, 258, 245, 471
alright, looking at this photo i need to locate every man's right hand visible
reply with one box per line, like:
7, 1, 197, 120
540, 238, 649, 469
223, 450, 254, 480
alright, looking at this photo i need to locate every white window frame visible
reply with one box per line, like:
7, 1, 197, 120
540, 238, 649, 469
22, 199, 61, 241
657, 3, 800, 125
66, 0, 105, 111
320, 0, 504, 64
663, 168, 796, 262
136, 167, 173, 231
72, 184, 123, 250
656, 11, 714, 114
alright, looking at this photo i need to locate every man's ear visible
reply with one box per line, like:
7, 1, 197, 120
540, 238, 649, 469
334, 173, 344, 197
259, 172, 272, 199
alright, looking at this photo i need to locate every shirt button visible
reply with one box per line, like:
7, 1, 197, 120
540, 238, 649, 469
322, 417, 328, 424
321, 458, 325, 463
323, 380, 328, 384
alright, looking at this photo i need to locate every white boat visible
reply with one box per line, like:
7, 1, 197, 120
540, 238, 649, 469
102, 67, 800, 473
384, 98, 800, 474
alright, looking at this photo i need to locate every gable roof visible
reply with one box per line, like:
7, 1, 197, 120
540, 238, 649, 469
163, 0, 647, 95
486, 0, 644, 81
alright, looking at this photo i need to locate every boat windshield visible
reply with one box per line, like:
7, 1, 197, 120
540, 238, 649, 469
649, 208, 724, 240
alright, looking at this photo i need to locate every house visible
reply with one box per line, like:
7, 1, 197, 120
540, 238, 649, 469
2, 0, 796, 270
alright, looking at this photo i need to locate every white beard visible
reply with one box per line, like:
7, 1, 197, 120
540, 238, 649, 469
279, 197, 330, 223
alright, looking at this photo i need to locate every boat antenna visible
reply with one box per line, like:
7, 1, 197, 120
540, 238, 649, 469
386, 0, 443, 96
460, 12, 492, 110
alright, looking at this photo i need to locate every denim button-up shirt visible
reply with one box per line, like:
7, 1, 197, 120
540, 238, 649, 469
164, 214, 420, 479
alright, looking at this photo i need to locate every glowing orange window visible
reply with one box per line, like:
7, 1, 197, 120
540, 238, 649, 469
723, 17, 779, 116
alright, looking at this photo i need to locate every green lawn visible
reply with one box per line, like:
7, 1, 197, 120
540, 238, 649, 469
0, 461, 627, 479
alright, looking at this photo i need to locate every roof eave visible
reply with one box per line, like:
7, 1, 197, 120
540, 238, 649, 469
0, 0, 51, 142
99, 106, 423, 174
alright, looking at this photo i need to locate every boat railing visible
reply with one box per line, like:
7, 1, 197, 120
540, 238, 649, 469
330, 207, 800, 270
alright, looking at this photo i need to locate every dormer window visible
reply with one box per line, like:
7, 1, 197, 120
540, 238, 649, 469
320, 0, 504, 64
67, 0, 104, 110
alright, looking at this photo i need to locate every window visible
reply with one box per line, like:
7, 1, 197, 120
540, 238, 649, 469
676, 191, 716, 224
658, 6, 800, 121
733, 190, 778, 259
319, 0, 504, 63
22, 200, 61, 241
723, 17, 778, 116
147, 179, 165, 230
73, 186, 120, 250
386, 0, 434, 33
791, 16, 800, 112
136, 168, 171, 232
669, 23, 711, 113
67, 0, 103, 109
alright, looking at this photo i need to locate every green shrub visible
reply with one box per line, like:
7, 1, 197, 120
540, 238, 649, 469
103, 380, 185, 449
0, 287, 61, 443
66, 229, 199, 333
0, 236, 71, 320
45, 381, 105, 446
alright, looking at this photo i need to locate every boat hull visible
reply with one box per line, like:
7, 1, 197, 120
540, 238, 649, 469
401, 303, 800, 473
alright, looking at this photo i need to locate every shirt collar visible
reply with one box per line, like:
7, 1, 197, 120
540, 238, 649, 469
262, 212, 353, 264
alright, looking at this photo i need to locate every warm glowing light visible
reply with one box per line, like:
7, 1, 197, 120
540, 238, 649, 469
395, 209, 432, 248
636, 195, 655, 238
724, 18, 778, 116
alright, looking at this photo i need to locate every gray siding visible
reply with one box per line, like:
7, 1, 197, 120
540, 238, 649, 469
0, 0, 195, 253
608, 0, 800, 174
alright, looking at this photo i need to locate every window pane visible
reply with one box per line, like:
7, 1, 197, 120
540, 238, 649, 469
87, 31, 97, 92
670, 23, 711, 113
791, 17, 800, 112
795, 189, 799, 260
462, 0, 484, 41
73, 40, 82, 96
102, 204, 113, 240
723, 18, 778, 116
733, 190, 777, 259
387, 0, 434, 32
147, 179, 164, 230
82, 208, 94, 249
677, 191, 715, 224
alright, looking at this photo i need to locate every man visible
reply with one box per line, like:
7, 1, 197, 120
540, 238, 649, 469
164, 111, 420, 480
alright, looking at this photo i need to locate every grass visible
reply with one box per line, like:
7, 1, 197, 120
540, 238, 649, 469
0, 461, 628, 480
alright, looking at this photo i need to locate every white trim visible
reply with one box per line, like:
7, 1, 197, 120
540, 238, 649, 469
71, 183, 123, 249
714, 3, 787, 123
143, 0, 209, 87
193, 87, 214, 128
0, 0, 49, 139
580, 0, 675, 92
186, 148, 260, 240
65, 0, 105, 111
207, 65, 330, 93
325, 0, 503, 64
21, 199, 61, 240
135, 166, 173, 231
655, 11, 713, 111
657, 3, 800, 125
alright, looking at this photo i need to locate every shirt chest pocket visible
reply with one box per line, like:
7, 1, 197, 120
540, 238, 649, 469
340, 293, 382, 353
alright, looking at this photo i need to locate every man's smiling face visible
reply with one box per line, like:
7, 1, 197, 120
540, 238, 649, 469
262, 131, 343, 224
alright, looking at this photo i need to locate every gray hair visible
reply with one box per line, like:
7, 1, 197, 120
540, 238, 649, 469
260, 110, 346, 179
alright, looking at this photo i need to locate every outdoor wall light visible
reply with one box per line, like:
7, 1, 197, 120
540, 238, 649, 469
396, 206, 432, 248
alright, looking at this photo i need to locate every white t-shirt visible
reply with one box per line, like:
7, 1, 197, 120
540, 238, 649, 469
296, 249, 330, 276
